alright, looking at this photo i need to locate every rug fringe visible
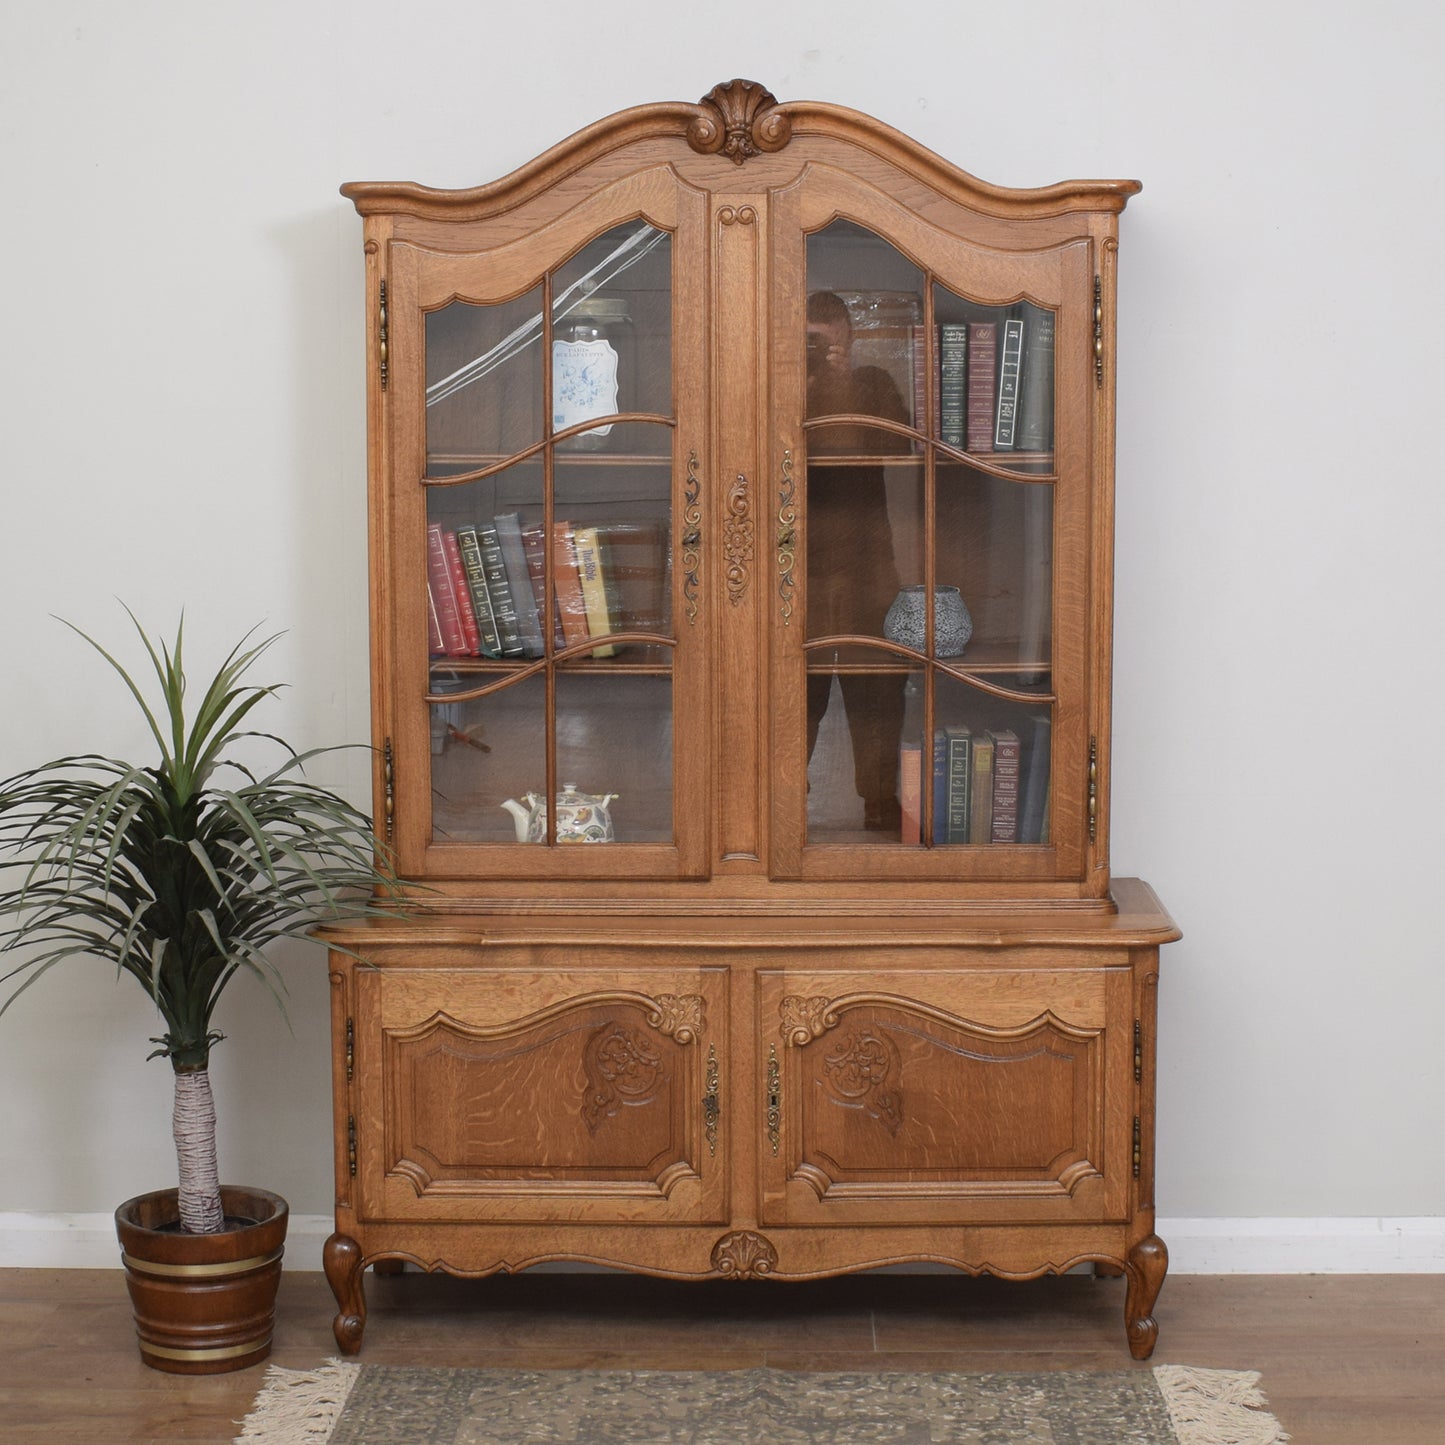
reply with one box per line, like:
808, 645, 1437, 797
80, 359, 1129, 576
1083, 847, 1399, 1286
1154, 1364, 1289, 1445
233, 1358, 361, 1443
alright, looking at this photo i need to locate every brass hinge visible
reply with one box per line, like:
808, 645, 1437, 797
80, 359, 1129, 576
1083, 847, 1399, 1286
346, 1018, 355, 1082
348, 1116, 358, 1177
378, 279, 389, 391
1093, 275, 1104, 389
382, 736, 395, 844
1088, 735, 1099, 843
1133, 1019, 1142, 1084
1132, 1116, 1141, 1178
703, 1043, 720, 1156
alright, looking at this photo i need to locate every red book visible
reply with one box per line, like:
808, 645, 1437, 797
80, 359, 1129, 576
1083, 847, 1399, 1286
442, 528, 482, 655
425, 523, 468, 655
899, 740, 923, 844
966, 321, 997, 452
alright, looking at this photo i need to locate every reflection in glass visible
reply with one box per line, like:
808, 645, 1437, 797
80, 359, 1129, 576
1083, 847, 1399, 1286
556, 674, 673, 844
552, 222, 672, 450
426, 287, 544, 473
430, 674, 545, 843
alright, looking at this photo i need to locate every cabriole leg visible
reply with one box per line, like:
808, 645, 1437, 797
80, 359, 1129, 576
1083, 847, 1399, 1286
1124, 1233, 1168, 1359
324, 1231, 367, 1354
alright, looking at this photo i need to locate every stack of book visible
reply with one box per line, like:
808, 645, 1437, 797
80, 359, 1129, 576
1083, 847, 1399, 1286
427, 514, 662, 661
934, 308, 1055, 455
898, 715, 1051, 845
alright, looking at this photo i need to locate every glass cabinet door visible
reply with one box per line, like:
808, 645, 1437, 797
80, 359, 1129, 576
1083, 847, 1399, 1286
779, 213, 1080, 878
391, 212, 703, 877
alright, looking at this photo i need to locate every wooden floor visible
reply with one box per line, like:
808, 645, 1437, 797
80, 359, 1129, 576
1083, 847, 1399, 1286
3, 1266, 1443, 1442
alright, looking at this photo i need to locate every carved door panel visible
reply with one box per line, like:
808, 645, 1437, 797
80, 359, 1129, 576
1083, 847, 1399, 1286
756, 958, 1134, 1227
353, 964, 728, 1225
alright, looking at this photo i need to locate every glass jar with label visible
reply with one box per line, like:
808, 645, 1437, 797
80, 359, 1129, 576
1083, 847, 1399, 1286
552, 296, 634, 450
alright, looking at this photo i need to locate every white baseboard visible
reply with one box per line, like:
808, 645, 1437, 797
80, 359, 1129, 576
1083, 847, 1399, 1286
3, 1213, 1442, 1273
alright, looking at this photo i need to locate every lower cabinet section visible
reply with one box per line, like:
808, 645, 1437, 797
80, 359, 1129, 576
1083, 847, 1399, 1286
322, 884, 1176, 1359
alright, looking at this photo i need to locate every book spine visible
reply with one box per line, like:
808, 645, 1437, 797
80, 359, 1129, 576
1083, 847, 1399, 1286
442, 529, 481, 656
425, 523, 468, 656
989, 729, 1021, 843
899, 740, 923, 844
994, 315, 1024, 449
969, 732, 996, 844
938, 323, 967, 448
493, 512, 545, 657
455, 524, 502, 657
966, 321, 997, 452
931, 729, 948, 844
945, 726, 972, 844
476, 522, 524, 656
522, 523, 565, 650
572, 524, 617, 657
551, 521, 592, 649
1016, 309, 1056, 452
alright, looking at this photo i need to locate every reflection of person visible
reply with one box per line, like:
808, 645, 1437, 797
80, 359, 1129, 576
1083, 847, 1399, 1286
805, 291, 911, 834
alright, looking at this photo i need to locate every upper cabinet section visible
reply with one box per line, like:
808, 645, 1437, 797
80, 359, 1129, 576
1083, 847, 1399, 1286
345, 81, 1138, 901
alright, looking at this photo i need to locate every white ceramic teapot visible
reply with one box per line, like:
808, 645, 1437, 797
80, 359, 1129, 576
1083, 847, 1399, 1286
500, 783, 618, 843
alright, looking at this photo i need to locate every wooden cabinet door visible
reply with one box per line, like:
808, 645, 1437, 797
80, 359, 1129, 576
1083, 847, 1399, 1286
756, 956, 1134, 1227
382, 167, 711, 883
766, 165, 1097, 885
352, 962, 729, 1225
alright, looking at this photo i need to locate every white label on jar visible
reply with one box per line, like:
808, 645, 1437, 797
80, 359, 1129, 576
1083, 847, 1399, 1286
552, 338, 619, 437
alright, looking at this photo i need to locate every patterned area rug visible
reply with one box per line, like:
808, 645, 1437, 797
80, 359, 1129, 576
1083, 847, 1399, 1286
234, 1361, 1288, 1444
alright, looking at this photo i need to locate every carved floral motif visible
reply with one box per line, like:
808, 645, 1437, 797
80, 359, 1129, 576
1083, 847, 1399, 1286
583, 1024, 665, 1133
822, 1027, 903, 1134
647, 993, 703, 1044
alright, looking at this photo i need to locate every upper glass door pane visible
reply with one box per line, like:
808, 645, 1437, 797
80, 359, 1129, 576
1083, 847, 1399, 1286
802, 221, 1055, 850
420, 221, 678, 851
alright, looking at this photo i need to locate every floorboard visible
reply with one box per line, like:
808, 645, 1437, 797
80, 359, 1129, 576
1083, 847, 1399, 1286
3, 1268, 1442, 1442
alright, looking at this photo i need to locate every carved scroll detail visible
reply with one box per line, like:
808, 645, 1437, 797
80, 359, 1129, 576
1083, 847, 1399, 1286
777, 450, 797, 625
823, 1027, 903, 1134
583, 1024, 665, 1133
687, 80, 792, 165
682, 451, 701, 625
724, 473, 754, 604
780, 994, 839, 1046
711, 1229, 779, 1279
647, 993, 704, 1044
717, 205, 758, 226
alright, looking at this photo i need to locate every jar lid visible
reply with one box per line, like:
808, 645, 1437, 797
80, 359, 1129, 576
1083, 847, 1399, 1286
565, 296, 631, 322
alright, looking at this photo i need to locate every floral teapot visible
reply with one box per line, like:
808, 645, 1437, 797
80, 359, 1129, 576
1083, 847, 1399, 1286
500, 783, 618, 843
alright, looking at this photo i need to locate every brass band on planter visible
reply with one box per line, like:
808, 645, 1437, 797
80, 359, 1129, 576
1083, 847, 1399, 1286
121, 1246, 283, 1278
140, 1335, 273, 1362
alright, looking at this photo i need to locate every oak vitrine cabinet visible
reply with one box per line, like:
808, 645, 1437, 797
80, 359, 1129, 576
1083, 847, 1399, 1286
323, 80, 1178, 1359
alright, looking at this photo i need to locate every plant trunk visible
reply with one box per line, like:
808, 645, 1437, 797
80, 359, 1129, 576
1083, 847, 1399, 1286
173, 1067, 224, 1233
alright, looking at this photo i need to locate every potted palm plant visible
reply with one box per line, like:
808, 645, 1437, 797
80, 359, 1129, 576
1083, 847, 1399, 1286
0, 610, 397, 1373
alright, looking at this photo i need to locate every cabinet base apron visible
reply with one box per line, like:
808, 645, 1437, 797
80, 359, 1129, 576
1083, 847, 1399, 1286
322, 1225, 1169, 1361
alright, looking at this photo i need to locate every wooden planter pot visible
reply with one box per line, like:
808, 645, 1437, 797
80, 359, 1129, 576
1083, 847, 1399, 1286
114, 1185, 288, 1374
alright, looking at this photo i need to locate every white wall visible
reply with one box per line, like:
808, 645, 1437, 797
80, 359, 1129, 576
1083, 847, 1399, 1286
2, 0, 1443, 1261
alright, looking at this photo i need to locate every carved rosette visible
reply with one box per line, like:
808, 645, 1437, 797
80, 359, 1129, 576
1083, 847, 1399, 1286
687, 80, 792, 165
724, 474, 754, 605
779, 994, 839, 1046
583, 1024, 665, 1133
711, 1229, 779, 1279
823, 1027, 903, 1134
